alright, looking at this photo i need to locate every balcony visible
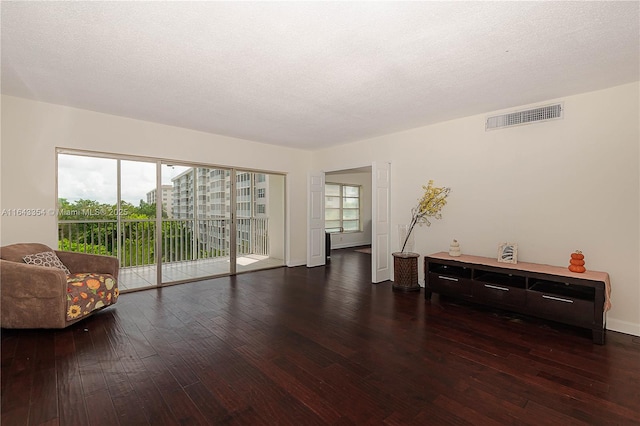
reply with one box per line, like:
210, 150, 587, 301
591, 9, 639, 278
117, 255, 283, 291
58, 217, 282, 291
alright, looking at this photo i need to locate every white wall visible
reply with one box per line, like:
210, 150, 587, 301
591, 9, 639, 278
0, 95, 312, 266
325, 170, 372, 249
313, 82, 640, 336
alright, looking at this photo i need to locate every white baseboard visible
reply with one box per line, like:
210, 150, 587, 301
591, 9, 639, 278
606, 318, 640, 337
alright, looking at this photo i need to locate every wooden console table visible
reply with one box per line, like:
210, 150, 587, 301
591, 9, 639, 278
424, 252, 611, 344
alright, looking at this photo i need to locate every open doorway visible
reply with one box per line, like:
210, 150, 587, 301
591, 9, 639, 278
308, 162, 390, 283
325, 166, 372, 252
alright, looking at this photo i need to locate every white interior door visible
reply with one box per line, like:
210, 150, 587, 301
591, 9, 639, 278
307, 171, 326, 267
371, 161, 391, 283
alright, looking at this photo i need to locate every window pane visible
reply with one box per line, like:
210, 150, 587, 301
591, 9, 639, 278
325, 220, 341, 229
58, 154, 117, 207
325, 196, 340, 209
326, 184, 340, 196
343, 186, 359, 197
324, 182, 361, 234
343, 198, 359, 208
343, 220, 359, 231
343, 209, 358, 220
326, 209, 341, 220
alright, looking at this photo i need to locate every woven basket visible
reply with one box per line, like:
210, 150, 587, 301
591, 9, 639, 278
392, 252, 420, 292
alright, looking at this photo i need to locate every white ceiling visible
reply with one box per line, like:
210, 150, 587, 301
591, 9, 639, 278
2, 2, 638, 151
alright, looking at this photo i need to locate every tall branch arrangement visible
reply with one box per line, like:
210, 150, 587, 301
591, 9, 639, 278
401, 180, 451, 253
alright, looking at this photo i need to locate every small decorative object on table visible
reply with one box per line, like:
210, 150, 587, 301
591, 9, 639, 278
393, 180, 451, 292
449, 239, 461, 257
568, 250, 586, 273
497, 242, 517, 264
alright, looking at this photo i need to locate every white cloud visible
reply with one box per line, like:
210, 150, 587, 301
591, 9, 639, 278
58, 154, 191, 205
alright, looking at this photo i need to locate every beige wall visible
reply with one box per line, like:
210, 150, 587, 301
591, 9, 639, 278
0, 95, 312, 266
314, 82, 640, 336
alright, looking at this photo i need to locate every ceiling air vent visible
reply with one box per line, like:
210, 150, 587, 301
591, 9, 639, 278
486, 103, 563, 131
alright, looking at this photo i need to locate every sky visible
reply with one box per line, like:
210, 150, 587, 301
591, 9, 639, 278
58, 154, 190, 205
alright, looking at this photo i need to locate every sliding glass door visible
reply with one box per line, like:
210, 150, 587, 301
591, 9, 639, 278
57, 150, 285, 292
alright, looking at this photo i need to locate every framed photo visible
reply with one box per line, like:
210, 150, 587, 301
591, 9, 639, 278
497, 243, 518, 264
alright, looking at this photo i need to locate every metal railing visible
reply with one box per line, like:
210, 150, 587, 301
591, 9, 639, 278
58, 217, 269, 268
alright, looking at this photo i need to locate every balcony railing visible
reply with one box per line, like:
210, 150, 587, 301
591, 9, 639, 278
58, 217, 269, 268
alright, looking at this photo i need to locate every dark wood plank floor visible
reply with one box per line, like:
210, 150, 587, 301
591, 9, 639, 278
2, 247, 640, 425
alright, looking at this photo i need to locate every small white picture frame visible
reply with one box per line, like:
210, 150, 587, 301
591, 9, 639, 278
497, 243, 518, 264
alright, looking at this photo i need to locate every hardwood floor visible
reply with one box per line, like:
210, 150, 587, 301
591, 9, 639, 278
2, 247, 640, 425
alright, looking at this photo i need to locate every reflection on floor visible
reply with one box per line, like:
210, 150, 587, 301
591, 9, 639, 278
118, 255, 285, 291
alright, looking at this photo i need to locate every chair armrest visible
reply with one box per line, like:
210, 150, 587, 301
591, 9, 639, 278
0, 259, 67, 298
55, 251, 119, 280
1, 259, 68, 328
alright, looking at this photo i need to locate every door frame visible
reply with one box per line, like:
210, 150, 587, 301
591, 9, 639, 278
307, 161, 391, 283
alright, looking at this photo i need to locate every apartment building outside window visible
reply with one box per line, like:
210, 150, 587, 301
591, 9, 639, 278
325, 183, 360, 233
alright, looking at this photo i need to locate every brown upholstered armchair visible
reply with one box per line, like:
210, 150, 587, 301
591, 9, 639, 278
1, 243, 119, 329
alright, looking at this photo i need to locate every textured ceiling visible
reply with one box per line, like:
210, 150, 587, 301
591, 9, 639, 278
2, 2, 638, 150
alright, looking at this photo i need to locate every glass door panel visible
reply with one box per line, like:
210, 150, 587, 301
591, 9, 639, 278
235, 171, 285, 273
57, 153, 118, 265
57, 154, 160, 291
119, 159, 159, 290
160, 164, 232, 283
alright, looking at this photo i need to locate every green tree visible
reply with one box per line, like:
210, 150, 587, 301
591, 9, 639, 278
135, 200, 168, 219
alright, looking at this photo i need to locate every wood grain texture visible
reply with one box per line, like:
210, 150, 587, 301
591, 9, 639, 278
2, 247, 639, 425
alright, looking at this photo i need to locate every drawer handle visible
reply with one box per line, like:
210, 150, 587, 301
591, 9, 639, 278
438, 276, 459, 282
542, 294, 574, 304
484, 284, 509, 291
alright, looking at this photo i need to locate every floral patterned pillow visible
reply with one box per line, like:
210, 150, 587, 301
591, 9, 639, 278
23, 251, 71, 274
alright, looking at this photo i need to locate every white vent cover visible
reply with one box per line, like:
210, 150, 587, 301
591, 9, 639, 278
486, 103, 563, 130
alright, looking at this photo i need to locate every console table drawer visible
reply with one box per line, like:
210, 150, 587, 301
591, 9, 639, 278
527, 291, 594, 325
474, 282, 526, 306
428, 272, 472, 297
